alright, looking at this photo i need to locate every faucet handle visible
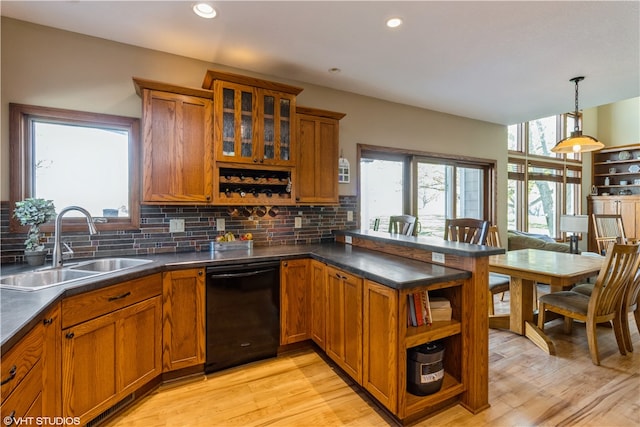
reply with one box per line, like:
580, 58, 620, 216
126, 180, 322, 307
62, 241, 74, 260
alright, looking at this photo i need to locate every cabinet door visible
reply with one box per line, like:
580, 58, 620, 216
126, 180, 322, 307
363, 280, 398, 412
162, 269, 206, 371
280, 259, 310, 344
118, 296, 162, 393
214, 81, 256, 164
62, 298, 162, 424
62, 311, 117, 422
42, 303, 61, 420
259, 90, 296, 166
296, 114, 339, 204
310, 260, 327, 350
619, 198, 639, 240
325, 266, 363, 384
142, 89, 213, 203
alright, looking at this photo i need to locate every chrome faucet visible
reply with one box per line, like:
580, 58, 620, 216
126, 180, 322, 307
52, 206, 98, 268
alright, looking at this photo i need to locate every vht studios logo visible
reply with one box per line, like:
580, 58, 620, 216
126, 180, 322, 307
3, 417, 80, 426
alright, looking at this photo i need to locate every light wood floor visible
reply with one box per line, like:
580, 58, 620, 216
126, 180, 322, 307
107, 292, 640, 427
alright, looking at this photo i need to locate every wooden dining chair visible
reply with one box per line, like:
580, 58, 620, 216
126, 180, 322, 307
444, 218, 489, 245
537, 242, 640, 365
486, 226, 510, 315
591, 214, 627, 255
388, 215, 417, 236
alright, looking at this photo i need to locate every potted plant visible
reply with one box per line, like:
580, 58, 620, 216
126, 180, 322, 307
13, 198, 57, 266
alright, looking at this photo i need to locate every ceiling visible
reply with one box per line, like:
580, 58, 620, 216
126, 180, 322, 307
2, 1, 639, 125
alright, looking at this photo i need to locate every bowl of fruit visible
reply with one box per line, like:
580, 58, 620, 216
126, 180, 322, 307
211, 232, 254, 251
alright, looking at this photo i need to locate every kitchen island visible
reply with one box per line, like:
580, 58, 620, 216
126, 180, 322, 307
1, 231, 502, 425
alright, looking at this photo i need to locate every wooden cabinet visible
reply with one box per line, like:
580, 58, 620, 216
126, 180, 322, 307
61, 274, 162, 424
363, 280, 398, 412
325, 265, 363, 384
162, 269, 206, 372
1, 304, 60, 425
202, 70, 303, 167
296, 107, 345, 204
280, 259, 310, 344
310, 260, 327, 350
134, 78, 214, 204
592, 144, 640, 196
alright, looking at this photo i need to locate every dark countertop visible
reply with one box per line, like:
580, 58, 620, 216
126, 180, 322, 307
1, 239, 481, 352
335, 229, 505, 257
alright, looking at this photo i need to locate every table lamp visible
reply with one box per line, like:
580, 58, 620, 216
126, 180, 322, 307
560, 215, 589, 254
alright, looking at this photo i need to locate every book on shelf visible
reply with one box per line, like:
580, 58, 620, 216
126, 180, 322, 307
407, 292, 451, 327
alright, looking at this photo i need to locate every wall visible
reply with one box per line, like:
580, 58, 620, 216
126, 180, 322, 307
1, 18, 507, 263
596, 97, 640, 147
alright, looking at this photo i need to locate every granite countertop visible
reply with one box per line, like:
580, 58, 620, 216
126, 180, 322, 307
1, 239, 479, 352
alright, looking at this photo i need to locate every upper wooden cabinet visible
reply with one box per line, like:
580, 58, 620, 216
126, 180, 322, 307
202, 70, 303, 167
296, 107, 345, 204
133, 78, 214, 204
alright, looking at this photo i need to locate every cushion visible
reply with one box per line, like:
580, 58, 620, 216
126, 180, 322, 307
572, 283, 593, 296
539, 291, 590, 315
507, 230, 571, 253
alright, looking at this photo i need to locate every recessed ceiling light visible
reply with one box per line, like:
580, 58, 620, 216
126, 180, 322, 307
386, 17, 403, 28
328, 67, 341, 74
193, 2, 217, 19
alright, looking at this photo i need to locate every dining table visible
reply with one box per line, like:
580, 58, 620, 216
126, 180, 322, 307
488, 248, 604, 354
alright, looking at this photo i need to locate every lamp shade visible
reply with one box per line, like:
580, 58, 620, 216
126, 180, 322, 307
560, 215, 589, 233
551, 131, 604, 154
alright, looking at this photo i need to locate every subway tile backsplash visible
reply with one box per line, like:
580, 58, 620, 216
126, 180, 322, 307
0, 196, 357, 265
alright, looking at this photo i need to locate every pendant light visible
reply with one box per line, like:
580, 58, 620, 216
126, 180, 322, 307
551, 76, 604, 154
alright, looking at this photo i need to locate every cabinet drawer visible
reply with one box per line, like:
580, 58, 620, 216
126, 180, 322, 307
0, 359, 43, 422
62, 274, 162, 328
1, 323, 43, 403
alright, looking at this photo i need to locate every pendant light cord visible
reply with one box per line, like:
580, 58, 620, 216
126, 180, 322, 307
571, 76, 584, 132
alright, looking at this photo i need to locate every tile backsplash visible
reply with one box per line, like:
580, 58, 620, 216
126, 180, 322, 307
0, 197, 357, 265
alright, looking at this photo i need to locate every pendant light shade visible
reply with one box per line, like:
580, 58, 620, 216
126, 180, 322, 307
551, 76, 604, 154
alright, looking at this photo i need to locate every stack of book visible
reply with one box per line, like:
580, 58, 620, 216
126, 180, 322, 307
407, 292, 451, 327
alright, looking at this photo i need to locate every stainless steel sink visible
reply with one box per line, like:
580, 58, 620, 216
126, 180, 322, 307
0, 269, 98, 291
0, 258, 152, 291
70, 258, 152, 272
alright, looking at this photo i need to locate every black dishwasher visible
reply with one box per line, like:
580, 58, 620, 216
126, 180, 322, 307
205, 261, 280, 373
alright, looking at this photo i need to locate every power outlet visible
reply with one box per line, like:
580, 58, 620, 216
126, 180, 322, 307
216, 218, 225, 232
347, 211, 353, 221
294, 217, 302, 228
169, 218, 185, 233
432, 252, 445, 263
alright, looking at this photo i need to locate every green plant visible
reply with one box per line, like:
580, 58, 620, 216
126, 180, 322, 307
13, 198, 57, 251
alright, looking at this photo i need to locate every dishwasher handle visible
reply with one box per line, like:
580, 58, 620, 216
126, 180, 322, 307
208, 268, 275, 280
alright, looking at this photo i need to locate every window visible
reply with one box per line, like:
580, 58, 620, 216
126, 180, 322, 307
359, 145, 495, 237
9, 103, 140, 232
507, 113, 582, 238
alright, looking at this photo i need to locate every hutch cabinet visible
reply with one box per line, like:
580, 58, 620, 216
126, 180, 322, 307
588, 144, 640, 251
134, 78, 214, 204
296, 107, 345, 204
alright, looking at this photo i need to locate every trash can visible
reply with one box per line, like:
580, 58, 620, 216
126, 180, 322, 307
407, 342, 445, 396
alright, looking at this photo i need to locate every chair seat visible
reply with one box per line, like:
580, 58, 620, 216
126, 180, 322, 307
539, 291, 590, 315
489, 272, 510, 293
571, 283, 593, 296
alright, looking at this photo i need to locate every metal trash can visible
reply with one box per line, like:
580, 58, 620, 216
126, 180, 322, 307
407, 342, 445, 396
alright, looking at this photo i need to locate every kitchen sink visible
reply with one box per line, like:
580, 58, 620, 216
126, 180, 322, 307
0, 258, 153, 291
0, 269, 98, 291
69, 258, 153, 272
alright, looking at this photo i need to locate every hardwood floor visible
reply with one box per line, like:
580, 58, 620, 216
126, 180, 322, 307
107, 291, 640, 427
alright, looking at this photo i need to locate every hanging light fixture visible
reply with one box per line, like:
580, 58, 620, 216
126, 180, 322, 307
551, 76, 604, 154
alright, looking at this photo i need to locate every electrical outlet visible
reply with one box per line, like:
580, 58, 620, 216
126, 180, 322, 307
432, 252, 445, 263
347, 211, 353, 221
216, 218, 225, 232
294, 217, 302, 228
169, 219, 185, 233
345, 236, 353, 244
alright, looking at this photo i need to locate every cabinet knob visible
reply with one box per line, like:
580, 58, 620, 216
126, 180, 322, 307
198, 270, 203, 276
253, 158, 258, 163
43, 317, 53, 325
283, 262, 288, 267
1, 365, 17, 385
66, 332, 75, 339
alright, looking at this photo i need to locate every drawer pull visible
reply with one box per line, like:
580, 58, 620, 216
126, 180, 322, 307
108, 291, 131, 301
43, 317, 53, 325
66, 332, 75, 339
1, 365, 17, 385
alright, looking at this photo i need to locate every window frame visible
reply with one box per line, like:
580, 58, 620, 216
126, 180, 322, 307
9, 103, 141, 232
358, 144, 496, 231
